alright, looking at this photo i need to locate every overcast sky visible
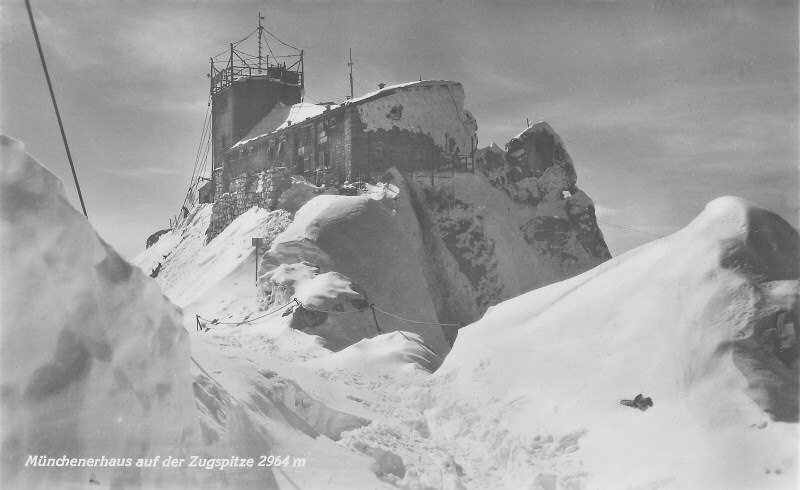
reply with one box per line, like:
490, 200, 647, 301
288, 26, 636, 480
1, 0, 797, 258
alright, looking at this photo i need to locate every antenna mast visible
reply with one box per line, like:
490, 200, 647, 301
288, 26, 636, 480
348, 48, 354, 100
257, 13, 264, 73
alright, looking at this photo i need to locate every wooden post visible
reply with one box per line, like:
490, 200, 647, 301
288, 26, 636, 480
252, 237, 264, 284
257, 13, 264, 73
430, 154, 435, 189
209, 58, 215, 96
369, 304, 383, 334
348, 48, 354, 100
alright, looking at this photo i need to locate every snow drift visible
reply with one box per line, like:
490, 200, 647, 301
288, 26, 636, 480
0, 136, 197, 489
421, 196, 798, 489
258, 193, 452, 355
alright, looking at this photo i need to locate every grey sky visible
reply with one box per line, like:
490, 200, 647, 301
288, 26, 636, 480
1, 0, 797, 257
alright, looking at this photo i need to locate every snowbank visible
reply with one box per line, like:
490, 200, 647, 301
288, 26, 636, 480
305, 331, 443, 380
422, 196, 798, 489
0, 136, 197, 489
259, 194, 452, 355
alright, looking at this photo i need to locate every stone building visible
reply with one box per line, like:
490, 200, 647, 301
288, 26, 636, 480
200, 27, 478, 239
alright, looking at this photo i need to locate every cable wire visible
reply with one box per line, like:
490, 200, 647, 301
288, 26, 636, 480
197, 300, 294, 327
371, 305, 461, 327
25, 0, 88, 218
232, 28, 257, 47
264, 29, 301, 52
445, 84, 474, 139
293, 297, 371, 315
596, 219, 666, 238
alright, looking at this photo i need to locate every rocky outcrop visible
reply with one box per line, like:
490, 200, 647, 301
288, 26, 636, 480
479, 122, 611, 277
262, 261, 371, 333
145, 227, 171, 248
257, 195, 453, 355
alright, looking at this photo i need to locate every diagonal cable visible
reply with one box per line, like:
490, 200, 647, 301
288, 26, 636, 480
25, 0, 88, 217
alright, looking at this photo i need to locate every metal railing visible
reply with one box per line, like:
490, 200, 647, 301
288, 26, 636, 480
210, 49, 303, 96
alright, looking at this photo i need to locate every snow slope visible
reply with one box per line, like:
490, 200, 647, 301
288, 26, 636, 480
419, 196, 798, 489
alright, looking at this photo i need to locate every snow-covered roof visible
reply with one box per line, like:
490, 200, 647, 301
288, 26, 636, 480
231, 80, 463, 150
341, 79, 462, 106
233, 102, 336, 149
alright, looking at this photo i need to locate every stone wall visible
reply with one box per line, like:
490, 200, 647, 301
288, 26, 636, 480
205, 167, 291, 241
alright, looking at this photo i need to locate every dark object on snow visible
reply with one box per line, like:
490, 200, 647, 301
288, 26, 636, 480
150, 262, 162, 278
195, 315, 210, 332
145, 228, 171, 249
620, 394, 653, 411
289, 305, 328, 330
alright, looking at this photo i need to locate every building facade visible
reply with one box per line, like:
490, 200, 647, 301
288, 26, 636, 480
201, 33, 477, 239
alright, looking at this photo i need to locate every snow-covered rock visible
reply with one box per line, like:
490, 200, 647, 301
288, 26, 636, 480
258, 193, 452, 355
479, 122, 611, 278
390, 122, 611, 331
421, 196, 798, 489
305, 331, 443, 379
0, 136, 197, 489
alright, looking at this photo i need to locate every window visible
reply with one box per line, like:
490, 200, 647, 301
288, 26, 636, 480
371, 147, 383, 164
387, 104, 403, 120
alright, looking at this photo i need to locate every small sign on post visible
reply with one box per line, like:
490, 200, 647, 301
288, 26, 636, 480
252, 237, 265, 284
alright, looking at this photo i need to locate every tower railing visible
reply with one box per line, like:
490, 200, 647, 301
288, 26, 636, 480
210, 51, 303, 96
209, 18, 303, 97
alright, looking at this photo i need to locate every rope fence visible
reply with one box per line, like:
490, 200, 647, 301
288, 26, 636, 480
195, 297, 462, 334
596, 218, 666, 238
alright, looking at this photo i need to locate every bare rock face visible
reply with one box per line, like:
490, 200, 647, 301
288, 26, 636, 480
479, 122, 611, 277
